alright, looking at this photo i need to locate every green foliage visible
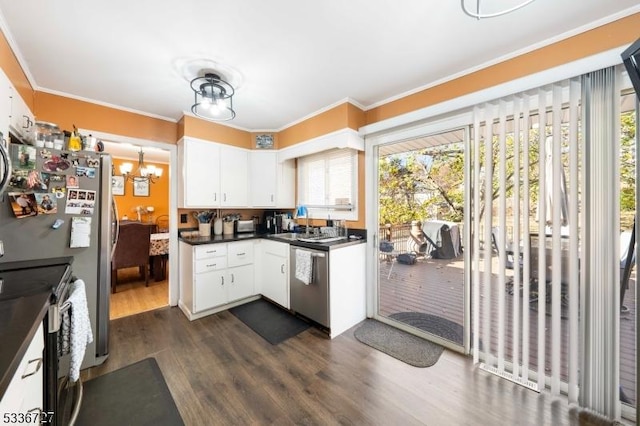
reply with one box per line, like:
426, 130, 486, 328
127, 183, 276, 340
620, 111, 636, 212
378, 109, 637, 227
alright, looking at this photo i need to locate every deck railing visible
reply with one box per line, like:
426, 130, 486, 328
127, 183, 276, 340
379, 223, 412, 253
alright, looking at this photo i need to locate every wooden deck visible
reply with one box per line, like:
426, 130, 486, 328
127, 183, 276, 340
378, 253, 637, 405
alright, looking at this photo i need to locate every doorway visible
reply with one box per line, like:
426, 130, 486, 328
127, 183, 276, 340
373, 128, 468, 351
83, 130, 178, 320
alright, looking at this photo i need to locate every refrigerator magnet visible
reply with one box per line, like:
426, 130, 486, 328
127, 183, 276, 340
66, 175, 79, 188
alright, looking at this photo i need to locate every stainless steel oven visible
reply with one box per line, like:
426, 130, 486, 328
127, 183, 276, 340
289, 246, 329, 328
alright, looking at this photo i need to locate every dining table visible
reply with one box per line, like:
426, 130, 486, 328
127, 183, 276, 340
149, 232, 169, 281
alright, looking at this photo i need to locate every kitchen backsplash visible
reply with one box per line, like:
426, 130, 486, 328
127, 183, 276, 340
177, 208, 360, 231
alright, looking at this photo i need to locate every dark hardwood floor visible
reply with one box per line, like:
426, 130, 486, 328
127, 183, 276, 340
80, 304, 616, 425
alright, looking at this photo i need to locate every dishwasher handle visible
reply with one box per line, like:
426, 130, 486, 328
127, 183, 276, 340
292, 247, 325, 258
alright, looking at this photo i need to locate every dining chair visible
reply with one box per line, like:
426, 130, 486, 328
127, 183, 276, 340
156, 215, 169, 232
111, 222, 152, 293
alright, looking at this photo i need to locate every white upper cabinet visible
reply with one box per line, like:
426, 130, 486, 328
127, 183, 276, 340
8, 85, 34, 144
276, 158, 295, 208
179, 136, 294, 209
0, 70, 11, 143
178, 137, 221, 207
249, 150, 295, 208
219, 145, 248, 207
249, 151, 277, 207
178, 137, 249, 208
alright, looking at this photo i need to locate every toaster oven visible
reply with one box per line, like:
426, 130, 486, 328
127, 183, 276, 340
236, 220, 254, 233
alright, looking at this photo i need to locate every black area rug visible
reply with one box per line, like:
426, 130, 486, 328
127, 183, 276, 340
389, 312, 464, 346
229, 298, 310, 345
75, 358, 183, 426
354, 319, 444, 368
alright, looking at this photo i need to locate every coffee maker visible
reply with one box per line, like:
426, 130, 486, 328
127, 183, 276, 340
263, 210, 279, 233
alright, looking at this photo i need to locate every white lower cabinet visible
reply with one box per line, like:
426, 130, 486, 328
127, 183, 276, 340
227, 264, 254, 302
257, 240, 289, 308
180, 240, 256, 320
194, 269, 226, 313
0, 326, 44, 418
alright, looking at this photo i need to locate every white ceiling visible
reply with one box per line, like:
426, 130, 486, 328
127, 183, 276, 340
0, 0, 639, 133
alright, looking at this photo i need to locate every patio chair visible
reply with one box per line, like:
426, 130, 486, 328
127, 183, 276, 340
380, 240, 403, 279
491, 227, 518, 270
407, 220, 436, 258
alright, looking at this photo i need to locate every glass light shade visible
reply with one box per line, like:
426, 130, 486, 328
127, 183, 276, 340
119, 150, 162, 183
190, 72, 236, 121
120, 163, 133, 174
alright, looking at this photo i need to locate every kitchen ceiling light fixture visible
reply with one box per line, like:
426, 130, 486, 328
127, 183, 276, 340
119, 147, 163, 184
461, 0, 537, 19
190, 72, 236, 121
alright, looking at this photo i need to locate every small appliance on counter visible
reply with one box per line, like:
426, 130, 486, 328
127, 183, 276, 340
236, 220, 254, 233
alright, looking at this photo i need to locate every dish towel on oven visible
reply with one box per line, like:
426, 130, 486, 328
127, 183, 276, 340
67, 279, 93, 382
295, 249, 313, 285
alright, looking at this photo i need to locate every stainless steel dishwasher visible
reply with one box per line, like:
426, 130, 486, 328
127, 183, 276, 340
290, 245, 329, 328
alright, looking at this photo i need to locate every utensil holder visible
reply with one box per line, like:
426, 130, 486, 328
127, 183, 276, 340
199, 222, 211, 237
223, 221, 234, 235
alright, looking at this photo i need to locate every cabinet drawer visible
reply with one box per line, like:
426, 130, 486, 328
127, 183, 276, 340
262, 240, 289, 257
195, 257, 227, 274
227, 241, 254, 267
0, 326, 44, 414
195, 244, 227, 259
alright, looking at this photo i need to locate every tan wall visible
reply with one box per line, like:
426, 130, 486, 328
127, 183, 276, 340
0, 30, 33, 111
34, 92, 178, 144
181, 115, 252, 148
278, 103, 355, 149
112, 158, 169, 222
365, 12, 640, 124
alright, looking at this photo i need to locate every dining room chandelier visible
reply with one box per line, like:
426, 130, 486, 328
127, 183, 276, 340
119, 148, 163, 184
461, 0, 537, 19
190, 72, 236, 121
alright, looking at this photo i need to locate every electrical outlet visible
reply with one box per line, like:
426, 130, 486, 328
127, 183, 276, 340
180, 214, 188, 223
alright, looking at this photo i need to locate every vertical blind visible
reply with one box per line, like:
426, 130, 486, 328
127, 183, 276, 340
580, 66, 621, 419
471, 77, 582, 398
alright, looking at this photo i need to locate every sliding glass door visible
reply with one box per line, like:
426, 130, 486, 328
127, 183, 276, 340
373, 128, 469, 352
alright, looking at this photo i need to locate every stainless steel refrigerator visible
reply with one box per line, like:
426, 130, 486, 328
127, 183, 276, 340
0, 142, 112, 369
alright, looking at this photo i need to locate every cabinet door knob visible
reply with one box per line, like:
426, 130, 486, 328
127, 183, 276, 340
224, 193, 227, 202
221, 276, 224, 285
231, 273, 235, 283
281, 264, 285, 274
237, 252, 245, 256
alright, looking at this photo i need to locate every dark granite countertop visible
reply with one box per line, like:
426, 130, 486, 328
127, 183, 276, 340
179, 231, 367, 251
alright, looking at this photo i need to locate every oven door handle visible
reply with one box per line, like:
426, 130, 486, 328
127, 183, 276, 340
47, 300, 71, 334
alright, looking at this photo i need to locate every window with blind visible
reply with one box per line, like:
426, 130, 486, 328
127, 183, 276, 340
297, 148, 357, 220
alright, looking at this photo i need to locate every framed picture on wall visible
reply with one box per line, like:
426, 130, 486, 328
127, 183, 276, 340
255, 134, 274, 149
133, 177, 149, 197
112, 176, 125, 196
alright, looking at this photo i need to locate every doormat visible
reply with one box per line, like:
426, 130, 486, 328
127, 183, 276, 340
75, 358, 184, 426
389, 312, 464, 346
354, 319, 444, 367
229, 298, 310, 345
